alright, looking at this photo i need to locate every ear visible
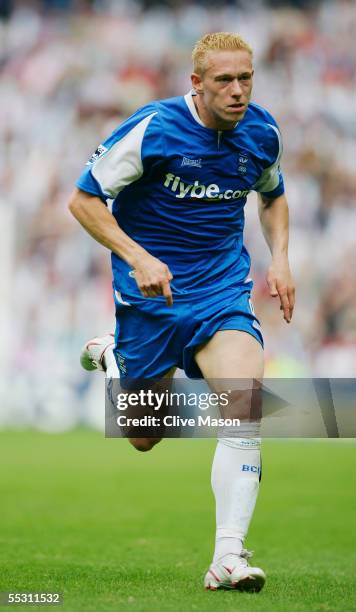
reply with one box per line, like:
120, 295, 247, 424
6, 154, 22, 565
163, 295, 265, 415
191, 72, 204, 94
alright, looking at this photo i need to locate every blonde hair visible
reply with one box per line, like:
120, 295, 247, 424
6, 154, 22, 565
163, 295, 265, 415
192, 32, 253, 75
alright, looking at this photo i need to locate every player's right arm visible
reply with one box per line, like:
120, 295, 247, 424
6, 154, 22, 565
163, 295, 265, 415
68, 106, 173, 306
68, 189, 173, 305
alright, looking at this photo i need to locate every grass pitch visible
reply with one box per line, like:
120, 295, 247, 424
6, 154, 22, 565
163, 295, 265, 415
1, 431, 356, 611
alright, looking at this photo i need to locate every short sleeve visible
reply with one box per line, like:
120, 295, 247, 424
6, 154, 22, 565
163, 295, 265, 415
254, 123, 285, 198
76, 105, 160, 202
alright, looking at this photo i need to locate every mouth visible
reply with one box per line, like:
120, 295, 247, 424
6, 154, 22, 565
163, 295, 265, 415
227, 103, 246, 112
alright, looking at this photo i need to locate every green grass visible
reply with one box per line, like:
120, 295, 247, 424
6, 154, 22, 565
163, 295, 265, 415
0, 432, 356, 611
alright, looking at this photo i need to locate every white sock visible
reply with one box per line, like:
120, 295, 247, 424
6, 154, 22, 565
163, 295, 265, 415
103, 347, 120, 378
211, 435, 261, 563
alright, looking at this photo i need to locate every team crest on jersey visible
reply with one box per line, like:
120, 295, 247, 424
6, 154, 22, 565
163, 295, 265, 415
237, 151, 249, 174
86, 144, 108, 165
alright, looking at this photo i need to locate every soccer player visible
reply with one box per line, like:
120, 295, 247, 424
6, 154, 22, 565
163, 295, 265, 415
69, 32, 295, 592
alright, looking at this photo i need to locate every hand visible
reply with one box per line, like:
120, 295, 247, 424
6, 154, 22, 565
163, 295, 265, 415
130, 252, 173, 306
266, 258, 295, 323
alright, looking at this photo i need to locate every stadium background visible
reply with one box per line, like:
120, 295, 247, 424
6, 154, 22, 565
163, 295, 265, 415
1, 0, 356, 430
1, 2, 356, 610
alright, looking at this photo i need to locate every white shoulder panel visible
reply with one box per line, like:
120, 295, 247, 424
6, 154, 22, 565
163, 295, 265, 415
254, 123, 283, 193
92, 112, 157, 198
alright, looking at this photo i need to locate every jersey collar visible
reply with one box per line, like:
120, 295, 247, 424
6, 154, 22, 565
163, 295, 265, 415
184, 90, 206, 127
184, 90, 239, 131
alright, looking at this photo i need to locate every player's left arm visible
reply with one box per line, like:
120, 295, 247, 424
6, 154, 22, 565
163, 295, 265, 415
258, 192, 295, 323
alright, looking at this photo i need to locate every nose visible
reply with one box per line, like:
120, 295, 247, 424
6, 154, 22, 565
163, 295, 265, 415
230, 78, 243, 97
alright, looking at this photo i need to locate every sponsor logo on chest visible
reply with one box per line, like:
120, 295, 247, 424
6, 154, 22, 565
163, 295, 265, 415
163, 172, 250, 201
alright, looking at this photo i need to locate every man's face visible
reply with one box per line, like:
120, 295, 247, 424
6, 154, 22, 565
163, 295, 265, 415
191, 49, 254, 129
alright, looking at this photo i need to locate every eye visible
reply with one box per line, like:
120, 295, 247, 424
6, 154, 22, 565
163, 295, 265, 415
216, 76, 232, 82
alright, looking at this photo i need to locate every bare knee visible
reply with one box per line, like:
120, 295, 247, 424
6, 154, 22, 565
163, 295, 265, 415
128, 437, 162, 452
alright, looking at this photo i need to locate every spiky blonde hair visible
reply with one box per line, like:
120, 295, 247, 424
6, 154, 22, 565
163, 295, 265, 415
192, 32, 253, 75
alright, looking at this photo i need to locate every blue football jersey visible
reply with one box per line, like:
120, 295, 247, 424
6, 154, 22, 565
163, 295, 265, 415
76, 92, 284, 300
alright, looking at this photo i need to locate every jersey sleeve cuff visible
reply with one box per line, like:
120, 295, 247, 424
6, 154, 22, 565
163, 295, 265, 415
75, 172, 111, 203
259, 181, 285, 199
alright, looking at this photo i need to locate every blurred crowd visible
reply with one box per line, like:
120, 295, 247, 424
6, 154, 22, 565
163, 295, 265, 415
1, 0, 356, 428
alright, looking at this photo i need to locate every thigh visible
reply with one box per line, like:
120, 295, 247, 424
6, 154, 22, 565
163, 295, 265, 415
195, 329, 264, 381
182, 283, 263, 379
195, 330, 264, 421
